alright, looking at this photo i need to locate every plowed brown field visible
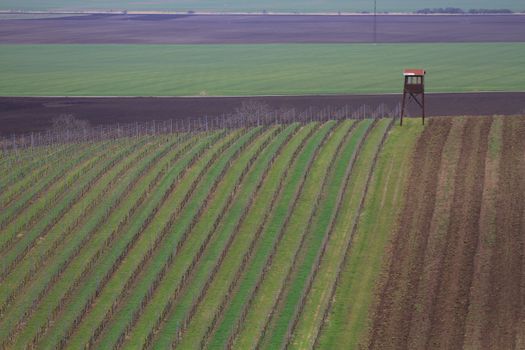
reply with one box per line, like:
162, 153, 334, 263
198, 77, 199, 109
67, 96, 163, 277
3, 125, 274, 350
367, 116, 525, 350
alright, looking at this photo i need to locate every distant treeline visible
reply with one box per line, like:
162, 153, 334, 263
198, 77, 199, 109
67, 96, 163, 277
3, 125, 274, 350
417, 7, 514, 14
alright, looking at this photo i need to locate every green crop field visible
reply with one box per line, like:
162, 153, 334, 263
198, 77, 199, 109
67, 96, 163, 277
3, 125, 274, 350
1, 0, 523, 13
1, 115, 524, 349
1, 43, 524, 96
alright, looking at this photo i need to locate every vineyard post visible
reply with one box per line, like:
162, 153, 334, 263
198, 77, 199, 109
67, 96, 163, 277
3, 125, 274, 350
2, 138, 7, 159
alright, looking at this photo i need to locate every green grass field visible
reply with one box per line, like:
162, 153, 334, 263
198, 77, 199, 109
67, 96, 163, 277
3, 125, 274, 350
1, 115, 524, 349
1, 43, 524, 96
1, 0, 523, 13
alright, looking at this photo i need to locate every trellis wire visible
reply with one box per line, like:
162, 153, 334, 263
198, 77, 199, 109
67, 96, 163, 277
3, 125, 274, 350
0, 103, 401, 154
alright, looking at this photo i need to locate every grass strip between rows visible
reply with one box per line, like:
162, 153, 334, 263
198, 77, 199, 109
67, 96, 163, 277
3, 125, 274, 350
0, 135, 185, 316
314, 118, 421, 349
36, 128, 253, 349
0, 140, 113, 242
255, 119, 358, 350
0, 143, 84, 208
262, 119, 373, 349
227, 120, 338, 349
146, 121, 318, 347
65, 126, 274, 349
2, 131, 224, 348
197, 122, 321, 350
0, 137, 152, 280
0, 136, 184, 346
147, 125, 298, 350
96, 125, 294, 349
0, 143, 81, 197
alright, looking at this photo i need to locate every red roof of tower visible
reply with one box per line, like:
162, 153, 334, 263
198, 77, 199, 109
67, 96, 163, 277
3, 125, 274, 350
403, 69, 426, 76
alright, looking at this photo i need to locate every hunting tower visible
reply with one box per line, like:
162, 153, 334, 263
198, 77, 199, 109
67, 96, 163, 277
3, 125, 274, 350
400, 69, 426, 126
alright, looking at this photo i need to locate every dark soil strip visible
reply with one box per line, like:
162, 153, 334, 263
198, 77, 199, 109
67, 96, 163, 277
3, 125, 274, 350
1, 14, 524, 44
424, 117, 492, 349
481, 118, 525, 349
368, 118, 451, 349
1, 92, 525, 135
461, 119, 501, 349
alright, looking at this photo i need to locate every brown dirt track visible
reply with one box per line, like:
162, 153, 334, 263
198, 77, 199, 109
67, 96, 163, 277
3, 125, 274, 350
368, 116, 525, 350
1, 14, 524, 44
2, 93, 525, 135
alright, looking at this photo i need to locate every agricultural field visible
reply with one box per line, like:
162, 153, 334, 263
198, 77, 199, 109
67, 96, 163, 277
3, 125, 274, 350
3, 14, 525, 44
1, 12, 524, 135
1, 43, 525, 97
1, 3, 524, 349
1, 115, 523, 349
0, 0, 523, 13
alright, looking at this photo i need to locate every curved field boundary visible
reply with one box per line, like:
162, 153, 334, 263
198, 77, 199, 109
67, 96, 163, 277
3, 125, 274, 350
33, 129, 251, 349
66, 126, 276, 349
363, 117, 525, 350
2, 131, 227, 348
311, 118, 419, 349
101, 125, 297, 350
148, 121, 322, 346
366, 118, 456, 349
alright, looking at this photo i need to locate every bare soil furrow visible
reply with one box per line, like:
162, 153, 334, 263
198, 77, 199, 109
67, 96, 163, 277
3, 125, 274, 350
480, 118, 525, 349
368, 118, 451, 349
462, 118, 502, 349
405, 118, 466, 349
425, 117, 491, 349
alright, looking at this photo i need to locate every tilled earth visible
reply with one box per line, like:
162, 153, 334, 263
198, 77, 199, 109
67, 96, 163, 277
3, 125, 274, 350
367, 116, 525, 350
1, 14, 524, 44
1, 93, 525, 135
